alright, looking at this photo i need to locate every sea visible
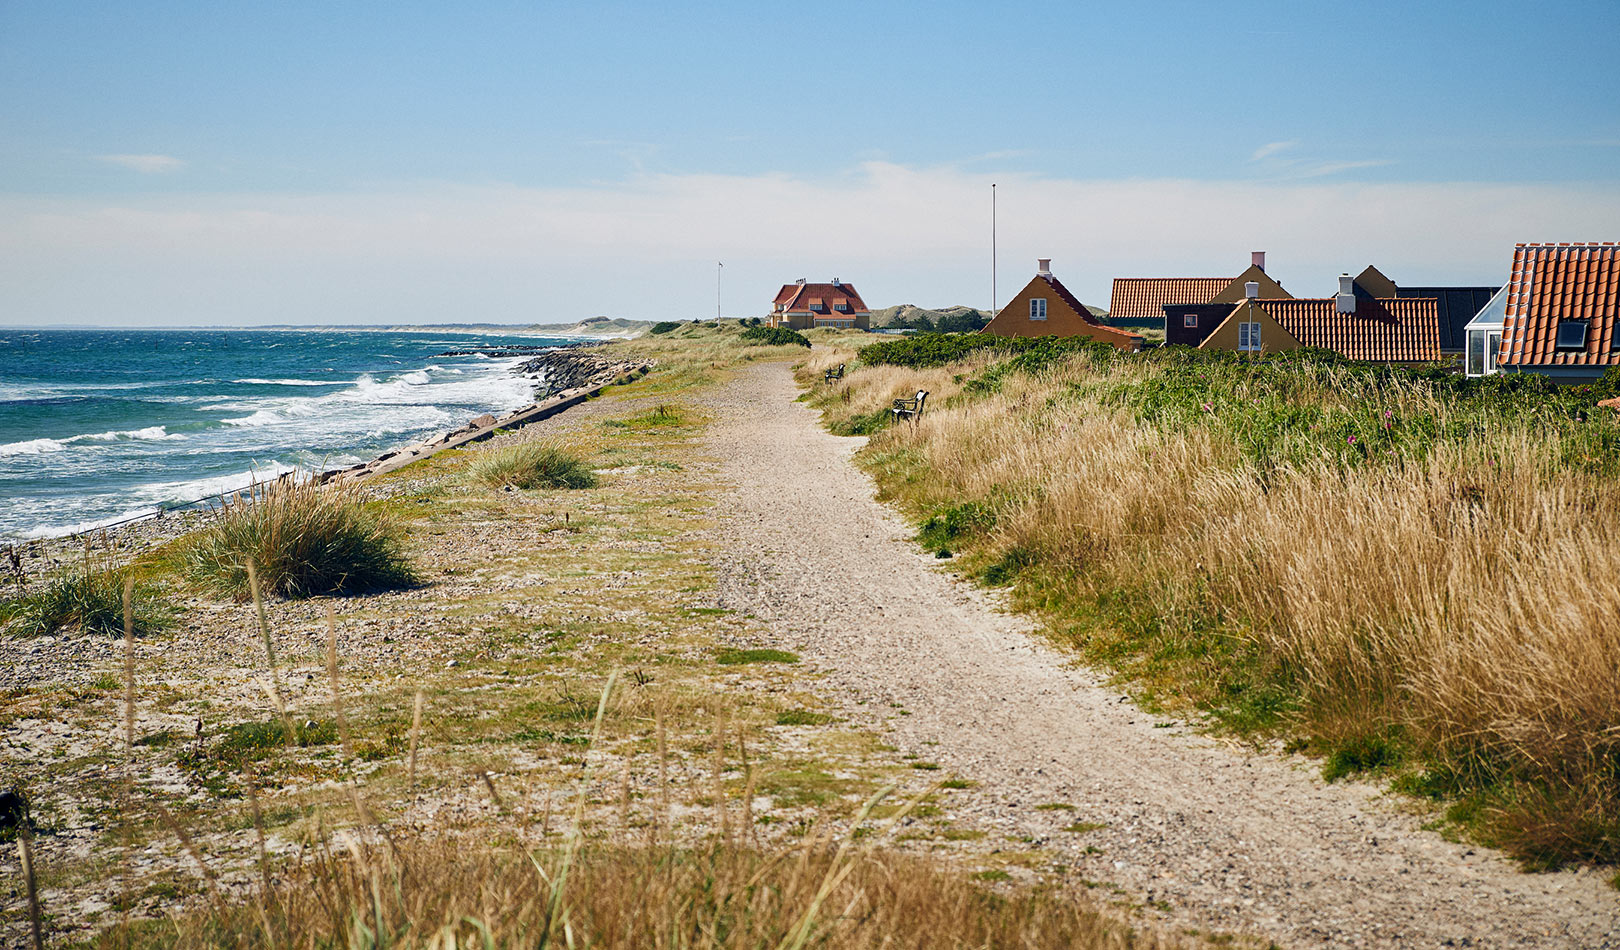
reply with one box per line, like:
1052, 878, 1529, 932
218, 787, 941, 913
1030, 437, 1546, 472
0, 328, 578, 542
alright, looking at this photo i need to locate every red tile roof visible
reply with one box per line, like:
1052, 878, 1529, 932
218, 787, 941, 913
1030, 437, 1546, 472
1108, 278, 1229, 319
1498, 243, 1620, 368
1256, 297, 1442, 362
774, 281, 870, 313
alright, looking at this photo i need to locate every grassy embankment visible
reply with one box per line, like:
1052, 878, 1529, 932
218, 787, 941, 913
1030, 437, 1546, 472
798, 332, 1620, 874
2, 323, 1197, 949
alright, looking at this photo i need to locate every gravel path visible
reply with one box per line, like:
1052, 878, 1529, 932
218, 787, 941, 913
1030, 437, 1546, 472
703, 361, 1618, 949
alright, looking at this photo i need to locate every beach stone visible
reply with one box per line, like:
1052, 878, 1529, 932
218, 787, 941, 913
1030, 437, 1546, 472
0, 789, 28, 831
470, 414, 497, 428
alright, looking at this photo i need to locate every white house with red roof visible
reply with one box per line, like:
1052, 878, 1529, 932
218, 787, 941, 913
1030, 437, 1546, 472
769, 278, 871, 330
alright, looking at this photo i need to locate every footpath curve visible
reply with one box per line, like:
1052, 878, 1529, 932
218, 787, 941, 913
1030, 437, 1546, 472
701, 360, 1617, 949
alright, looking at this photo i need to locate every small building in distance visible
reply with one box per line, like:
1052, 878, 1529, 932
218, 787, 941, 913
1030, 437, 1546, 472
1467, 243, 1619, 381
1198, 277, 1441, 364
983, 259, 1143, 350
1112, 251, 1293, 346
769, 279, 871, 330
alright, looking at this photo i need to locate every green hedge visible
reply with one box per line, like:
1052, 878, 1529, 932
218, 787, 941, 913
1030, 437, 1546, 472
740, 326, 810, 347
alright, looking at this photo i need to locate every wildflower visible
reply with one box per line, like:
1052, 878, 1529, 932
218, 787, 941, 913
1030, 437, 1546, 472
1201, 402, 1213, 413
1384, 409, 1393, 419
1348, 435, 1357, 444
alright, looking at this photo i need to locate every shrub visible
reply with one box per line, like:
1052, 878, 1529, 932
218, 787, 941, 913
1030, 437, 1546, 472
649, 321, 682, 335
0, 561, 166, 637
469, 443, 598, 490
181, 479, 416, 600
739, 325, 810, 348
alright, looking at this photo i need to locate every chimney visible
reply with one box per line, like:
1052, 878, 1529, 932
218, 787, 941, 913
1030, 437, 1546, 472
1244, 281, 1259, 300
1037, 258, 1052, 277
1251, 250, 1266, 272
832, 277, 841, 287
796, 278, 806, 286
1336, 274, 1356, 314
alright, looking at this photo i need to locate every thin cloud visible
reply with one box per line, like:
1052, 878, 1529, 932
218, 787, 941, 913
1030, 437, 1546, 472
1250, 140, 1298, 162
97, 154, 187, 174
1293, 158, 1397, 178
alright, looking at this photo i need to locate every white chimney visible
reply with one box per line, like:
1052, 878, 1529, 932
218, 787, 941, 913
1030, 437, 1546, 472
796, 278, 806, 286
1252, 250, 1266, 272
1037, 258, 1052, 276
832, 277, 841, 286
1336, 274, 1356, 314
1245, 281, 1259, 300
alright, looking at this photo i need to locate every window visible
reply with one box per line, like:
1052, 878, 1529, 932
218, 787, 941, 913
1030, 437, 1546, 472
1183, 313, 1197, 328
1467, 330, 1485, 376
1556, 320, 1589, 349
1237, 321, 1262, 352
1030, 298, 1047, 321
835, 302, 849, 312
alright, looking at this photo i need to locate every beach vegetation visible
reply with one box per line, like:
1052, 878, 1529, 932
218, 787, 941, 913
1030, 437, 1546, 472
715, 647, 800, 665
803, 336, 1620, 869
649, 320, 682, 335
180, 478, 416, 600
605, 404, 685, 430
468, 442, 599, 490
0, 560, 166, 638
740, 325, 811, 347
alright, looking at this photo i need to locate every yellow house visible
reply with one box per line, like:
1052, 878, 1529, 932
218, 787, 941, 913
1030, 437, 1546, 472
983, 259, 1143, 350
1200, 278, 1441, 363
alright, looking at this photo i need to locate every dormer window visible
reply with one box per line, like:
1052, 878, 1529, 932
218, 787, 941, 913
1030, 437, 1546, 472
1556, 320, 1589, 350
1030, 298, 1047, 321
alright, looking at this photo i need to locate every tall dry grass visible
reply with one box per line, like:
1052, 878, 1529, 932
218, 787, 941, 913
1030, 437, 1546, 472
822, 348, 1620, 867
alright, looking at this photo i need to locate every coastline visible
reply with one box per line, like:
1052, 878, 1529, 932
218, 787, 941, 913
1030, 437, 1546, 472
1, 349, 651, 589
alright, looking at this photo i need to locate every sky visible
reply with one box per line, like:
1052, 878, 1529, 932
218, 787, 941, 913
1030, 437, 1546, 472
2, 0, 1618, 326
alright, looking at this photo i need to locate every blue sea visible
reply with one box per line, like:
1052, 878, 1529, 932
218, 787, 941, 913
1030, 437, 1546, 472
0, 328, 575, 542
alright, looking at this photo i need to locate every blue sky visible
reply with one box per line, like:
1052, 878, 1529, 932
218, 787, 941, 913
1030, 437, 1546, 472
2, 0, 1617, 324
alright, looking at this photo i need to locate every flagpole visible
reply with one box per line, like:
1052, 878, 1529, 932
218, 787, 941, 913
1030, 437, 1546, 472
991, 183, 997, 314
717, 261, 723, 321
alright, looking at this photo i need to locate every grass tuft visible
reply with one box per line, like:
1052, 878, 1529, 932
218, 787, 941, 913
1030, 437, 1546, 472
715, 647, 800, 665
468, 442, 598, 490
0, 560, 166, 637
180, 478, 416, 600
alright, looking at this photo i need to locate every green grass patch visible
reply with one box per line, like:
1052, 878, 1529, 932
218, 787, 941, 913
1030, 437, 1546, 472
740, 325, 810, 348
1, 561, 168, 638
605, 404, 685, 430
775, 709, 835, 726
1062, 822, 1107, 834
715, 647, 799, 666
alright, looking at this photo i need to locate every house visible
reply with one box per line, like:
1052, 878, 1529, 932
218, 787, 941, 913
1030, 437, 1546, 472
1466, 243, 1619, 381
983, 259, 1143, 350
1198, 277, 1441, 363
768, 279, 871, 330
1111, 251, 1293, 346
1344, 264, 1498, 354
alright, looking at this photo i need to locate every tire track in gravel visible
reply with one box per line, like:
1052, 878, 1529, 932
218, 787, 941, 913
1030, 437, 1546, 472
700, 360, 1618, 949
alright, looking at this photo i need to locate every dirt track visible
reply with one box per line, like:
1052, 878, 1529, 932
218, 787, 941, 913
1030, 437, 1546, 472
703, 361, 1618, 949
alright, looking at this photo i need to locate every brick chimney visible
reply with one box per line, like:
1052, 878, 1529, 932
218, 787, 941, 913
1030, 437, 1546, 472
1252, 250, 1267, 272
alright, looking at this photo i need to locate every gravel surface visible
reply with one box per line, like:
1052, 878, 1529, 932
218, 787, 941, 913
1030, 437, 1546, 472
703, 360, 1619, 949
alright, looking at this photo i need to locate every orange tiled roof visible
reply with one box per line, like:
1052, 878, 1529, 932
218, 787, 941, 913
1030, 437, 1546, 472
1256, 297, 1441, 362
1108, 278, 1229, 319
775, 282, 870, 313
1498, 243, 1620, 368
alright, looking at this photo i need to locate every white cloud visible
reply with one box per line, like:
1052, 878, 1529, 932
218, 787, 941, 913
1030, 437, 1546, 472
1250, 140, 1298, 162
2, 163, 1617, 325
96, 154, 187, 174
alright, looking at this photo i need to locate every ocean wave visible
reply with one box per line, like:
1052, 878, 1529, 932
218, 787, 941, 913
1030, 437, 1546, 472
233, 378, 338, 387
0, 437, 68, 457
0, 426, 181, 457
17, 506, 163, 541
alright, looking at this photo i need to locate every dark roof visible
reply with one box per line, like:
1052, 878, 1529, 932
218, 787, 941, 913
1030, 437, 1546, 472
1257, 297, 1442, 362
1027, 273, 1144, 347
1499, 243, 1620, 368
1397, 286, 1500, 351
1108, 278, 1229, 319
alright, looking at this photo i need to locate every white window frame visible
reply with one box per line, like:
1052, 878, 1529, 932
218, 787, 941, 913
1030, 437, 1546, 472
1238, 321, 1262, 352
1183, 313, 1197, 328
1030, 298, 1047, 321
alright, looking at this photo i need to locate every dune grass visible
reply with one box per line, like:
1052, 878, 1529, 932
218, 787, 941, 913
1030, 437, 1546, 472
468, 441, 599, 490
180, 477, 416, 600
802, 336, 1620, 870
0, 558, 166, 637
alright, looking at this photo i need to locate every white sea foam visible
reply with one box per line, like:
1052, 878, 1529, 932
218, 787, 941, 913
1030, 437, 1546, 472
18, 506, 163, 540
0, 437, 68, 456
233, 378, 337, 386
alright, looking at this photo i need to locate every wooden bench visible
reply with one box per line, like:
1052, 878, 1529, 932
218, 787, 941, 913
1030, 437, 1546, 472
891, 389, 928, 422
823, 363, 845, 383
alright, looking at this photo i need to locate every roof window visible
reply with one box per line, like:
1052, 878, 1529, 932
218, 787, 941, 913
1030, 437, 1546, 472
1556, 319, 1588, 350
